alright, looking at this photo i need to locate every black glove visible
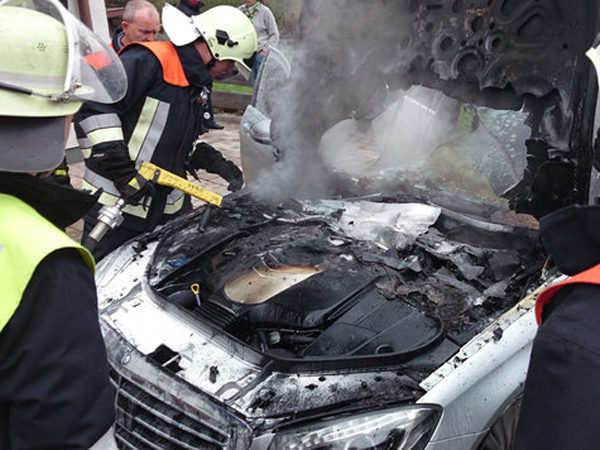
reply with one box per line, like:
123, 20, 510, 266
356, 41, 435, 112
187, 142, 244, 192
114, 173, 155, 206
46, 157, 71, 186
220, 160, 244, 192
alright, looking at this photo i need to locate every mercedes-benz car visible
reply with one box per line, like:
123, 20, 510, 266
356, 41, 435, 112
96, 1, 600, 449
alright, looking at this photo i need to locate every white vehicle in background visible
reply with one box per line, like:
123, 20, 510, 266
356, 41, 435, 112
95, 1, 599, 449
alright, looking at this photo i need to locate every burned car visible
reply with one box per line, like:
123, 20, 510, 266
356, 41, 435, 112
97, 1, 600, 449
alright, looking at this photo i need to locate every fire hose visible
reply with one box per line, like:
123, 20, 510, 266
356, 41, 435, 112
83, 162, 223, 252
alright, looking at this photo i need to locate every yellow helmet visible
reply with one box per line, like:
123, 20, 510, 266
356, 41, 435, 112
0, 0, 127, 172
162, 4, 257, 79
0, 0, 126, 117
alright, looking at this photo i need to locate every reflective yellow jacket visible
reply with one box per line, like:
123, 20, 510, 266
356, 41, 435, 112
0, 193, 94, 331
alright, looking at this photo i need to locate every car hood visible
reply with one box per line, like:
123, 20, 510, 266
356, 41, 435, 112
97, 192, 545, 419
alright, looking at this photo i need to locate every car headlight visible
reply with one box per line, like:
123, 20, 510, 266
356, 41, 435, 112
268, 405, 441, 450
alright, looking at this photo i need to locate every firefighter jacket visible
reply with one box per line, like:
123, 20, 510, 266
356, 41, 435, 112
0, 194, 94, 330
535, 264, 600, 324
75, 41, 211, 232
0, 174, 117, 449
513, 206, 600, 450
110, 28, 125, 53
533, 204, 600, 324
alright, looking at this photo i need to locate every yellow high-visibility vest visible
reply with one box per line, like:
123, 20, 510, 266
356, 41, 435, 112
0, 193, 94, 331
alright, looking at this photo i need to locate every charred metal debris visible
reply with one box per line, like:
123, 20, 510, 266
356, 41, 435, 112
145, 195, 545, 376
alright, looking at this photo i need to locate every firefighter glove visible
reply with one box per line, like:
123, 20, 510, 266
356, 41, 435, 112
220, 160, 244, 192
187, 142, 244, 191
115, 173, 155, 206
45, 157, 71, 186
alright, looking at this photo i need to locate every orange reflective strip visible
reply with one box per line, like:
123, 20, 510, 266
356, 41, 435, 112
84, 51, 114, 71
134, 41, 190, 87
535, 263, 600, 325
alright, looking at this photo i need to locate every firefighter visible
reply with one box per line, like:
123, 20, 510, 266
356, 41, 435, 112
0, 0, 127, 448
111, 0, 161, 53
513, 45, 600, 450
76, 4, 257, 260
513, 204, 600, 449
177, 0, 224, 130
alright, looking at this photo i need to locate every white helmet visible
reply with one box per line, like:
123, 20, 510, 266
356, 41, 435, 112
587, 44, 600, 90
162, 4, 257, 79
0, 0, 127, 172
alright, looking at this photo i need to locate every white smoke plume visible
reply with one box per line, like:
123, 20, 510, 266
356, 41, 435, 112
248, 0, 455, 203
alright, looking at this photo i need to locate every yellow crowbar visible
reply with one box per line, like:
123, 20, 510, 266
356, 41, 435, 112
138, 161, 222, 207
84, 162, 222, 252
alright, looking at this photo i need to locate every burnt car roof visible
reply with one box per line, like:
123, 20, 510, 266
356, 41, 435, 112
267, 0, 599, 219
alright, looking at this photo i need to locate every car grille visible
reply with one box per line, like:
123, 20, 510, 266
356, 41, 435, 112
109, 367, 232, 449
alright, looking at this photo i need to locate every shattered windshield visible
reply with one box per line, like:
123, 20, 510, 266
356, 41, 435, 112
314, 85, 531, 222
249, 52, 535, 226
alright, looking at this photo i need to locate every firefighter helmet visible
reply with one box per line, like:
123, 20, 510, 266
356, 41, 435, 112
587, 44, 600, 90
0, 0, 127, 172
162, 4, 257, 79
0, 0, 126, 117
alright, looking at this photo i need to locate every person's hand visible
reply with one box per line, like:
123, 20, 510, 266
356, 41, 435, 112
186, 142, 244, 191
115, 173, 155, 206
186, 142, 215, 172
221, 161, 244, 192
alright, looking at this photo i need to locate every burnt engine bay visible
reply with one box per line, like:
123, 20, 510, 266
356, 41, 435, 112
146, 195, 544, 377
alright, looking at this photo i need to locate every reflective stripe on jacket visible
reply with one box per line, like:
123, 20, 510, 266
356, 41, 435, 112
535, 264, 600, 325
0, 194, 94, 331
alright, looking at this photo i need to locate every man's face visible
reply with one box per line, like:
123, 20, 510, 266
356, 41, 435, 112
244, 0, 258, 6
209, 60, 236, 79
122, 8, 161, 45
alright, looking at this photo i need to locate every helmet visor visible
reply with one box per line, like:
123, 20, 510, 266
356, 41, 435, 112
0, 0, 127, 104
235, 52, 256, 80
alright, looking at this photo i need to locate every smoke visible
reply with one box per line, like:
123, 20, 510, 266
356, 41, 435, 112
249, 0, 449, 204
319, 87, 462, 175
246, 0, 533, 207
